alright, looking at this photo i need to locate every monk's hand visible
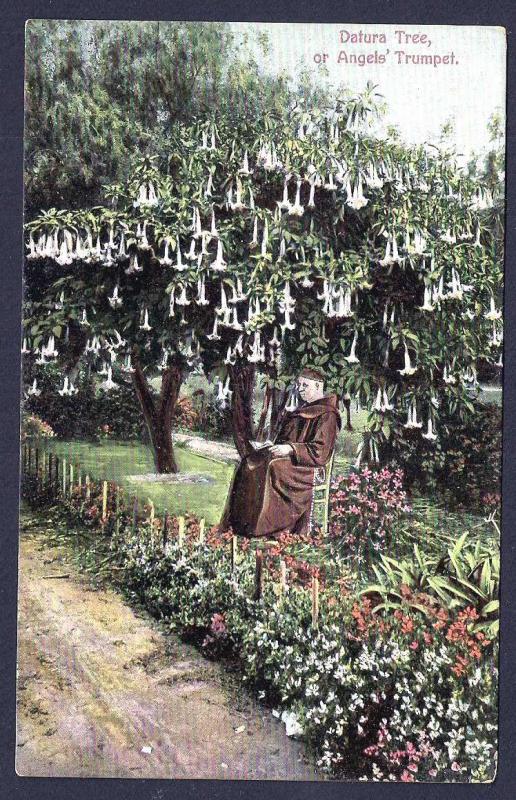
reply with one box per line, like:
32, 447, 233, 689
269, 443, 293, 458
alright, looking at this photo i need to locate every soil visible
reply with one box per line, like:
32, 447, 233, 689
16, 513, 317, 780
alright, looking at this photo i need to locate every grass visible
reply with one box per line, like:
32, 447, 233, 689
42, 439, 234, 525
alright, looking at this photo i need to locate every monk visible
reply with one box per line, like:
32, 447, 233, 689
222, 368, 341, 538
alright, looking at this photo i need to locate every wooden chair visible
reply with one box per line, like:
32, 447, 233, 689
310, 450, 335, 536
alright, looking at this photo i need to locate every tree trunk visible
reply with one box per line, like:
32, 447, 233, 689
228, 363, 256, 458
270, 386, 288, 439
132, 354, 183, 473
255, 384, 272, 441
342, 395, 353, 431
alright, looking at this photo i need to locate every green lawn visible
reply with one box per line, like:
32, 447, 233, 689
42, 439, 235, 525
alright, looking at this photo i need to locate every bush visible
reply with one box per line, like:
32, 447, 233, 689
330, 466, 411, 561
21, 412, 55, 441
389, 402, 501, 512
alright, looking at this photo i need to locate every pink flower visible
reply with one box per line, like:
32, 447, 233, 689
451, 762, 461, 772
409, 640, 419, 650
429, 768, 438, 777
408, 763, 418, 773
401, 769, 415, 782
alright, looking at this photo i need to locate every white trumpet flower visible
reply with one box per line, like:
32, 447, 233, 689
289, 181, 304, 216
79, 309, 90, 327
211, 239, 227, 272
344, 331, 359, 364
108, 285, 122, 309
21, 337, 30, 355
28, 378, 41, 396
239, 150, 252, 176
100, 366, 117, 392
307, 181, 316, 209
58, 376, 78, 396
195, 276, 209, 306
260, 220, 269, 257
139, 308, 152, 331
186, 238, 197, 261
419, 284, 435, 312
278, 179, 292, 212
175, 285, 191, 307
485, 295, 502, 321
422, 415, 437, 441
174, 243, 187, 271
207, 316, 221, 341
398, 343, 417, 376
443, 363, 456, 384
159, 239, 173, 266
125, 252, 142, 275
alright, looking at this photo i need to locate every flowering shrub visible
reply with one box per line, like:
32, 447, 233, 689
330, 466, 411, 560
23, 472, 498, 783
21, 412, 55, 441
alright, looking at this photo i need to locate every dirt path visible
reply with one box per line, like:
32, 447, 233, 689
16, 514, 316, 780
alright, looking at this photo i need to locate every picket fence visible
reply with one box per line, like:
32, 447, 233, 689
21, 442, 321, 626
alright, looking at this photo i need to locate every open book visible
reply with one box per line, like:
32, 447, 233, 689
249, 439, 275, 451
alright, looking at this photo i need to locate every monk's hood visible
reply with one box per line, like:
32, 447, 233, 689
291, 394, 341, 421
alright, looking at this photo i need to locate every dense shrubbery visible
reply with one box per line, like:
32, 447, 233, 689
21, 412, 55, 441
22, 466, 498, 783
330, 466, 411, 562
389, 402, 501, 511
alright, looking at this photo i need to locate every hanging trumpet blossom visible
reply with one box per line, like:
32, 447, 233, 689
485, 295, 502, 321
398, 343, 417, 376
250, 216, 259, 249
175, 285, 191, 307
422, 415, 438, 442
158, 238, 173, 266
364, 163, 384, 189
285, 389, 298, 412
247, 331, 266, 363
379, 237, 395, 267
174, 243, 187, 271
186, 238, 197, 261
108, 285, 122, 309
278, 178, 292, 212
239, 150, 252, 176
27, 378, 41, 397
207, 315, 221, 341
79, 309, 90, 327
346, 177, 368, 210
372, 388, 383, 412
443, 363, 456, 384
100, 365, 117, 392
289, 181, 304, 216
157, 350, 169, 372
21, 337, 30, 355
125, 252, 142, 275
58, 376, 78, 397
404, 400, 422, 429
120, 353, 135, 373
116, 233, 127, 261
26, 233, 37, 259
42, 335, 58, 359
334, 286, 353, 318
307, 181, 316, 209
195, 275, 209, 306
211, 239, 227, 272
139, 308, 152, 331
418, 283, 435, 312
230, 179, 246, 212
204, 172, 213, 197
260, 219, 269, 257
224, 345, 236, 366
344, 331, 360, 364
489, 322, 503, 348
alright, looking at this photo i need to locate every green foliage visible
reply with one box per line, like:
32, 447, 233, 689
361, 531, 499, 636
389, 401, 501, 510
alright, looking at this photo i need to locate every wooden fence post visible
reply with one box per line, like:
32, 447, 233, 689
254, 549, 264, 601
35, 448, 40, 492
231, 535, 238, 572
54, 456, 59, 495
115, 485, 120, 536
198, 519, 205, 544
85, 474, 90, 501
132, 496, 138, 534
69, 463, 74, 496
177, 516, 185, 547
62, 457, 67, 496
149, 500, 155, 526
77, 466, 82, 493
311, 575, 319, 629
162, 510, 169, 549
28, 444, 32, 476
47, 452, 53, 489
102, 481, 108, 522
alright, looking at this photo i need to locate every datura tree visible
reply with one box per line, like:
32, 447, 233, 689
23, 86, 503, 473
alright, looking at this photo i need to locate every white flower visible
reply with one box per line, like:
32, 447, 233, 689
485, 295, 501, 321
27, 378, 41, 396
108, 285, 122, 309
422, 415, 437, 441
398, 343, 417, 376
344, 331, 359, 363
139, 308, 152, 331
100, 365, 117, 391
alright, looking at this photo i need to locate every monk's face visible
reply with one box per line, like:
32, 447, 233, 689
297, 376, 324, 403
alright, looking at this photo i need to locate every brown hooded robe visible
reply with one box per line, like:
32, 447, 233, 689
222, 394, 341, 538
